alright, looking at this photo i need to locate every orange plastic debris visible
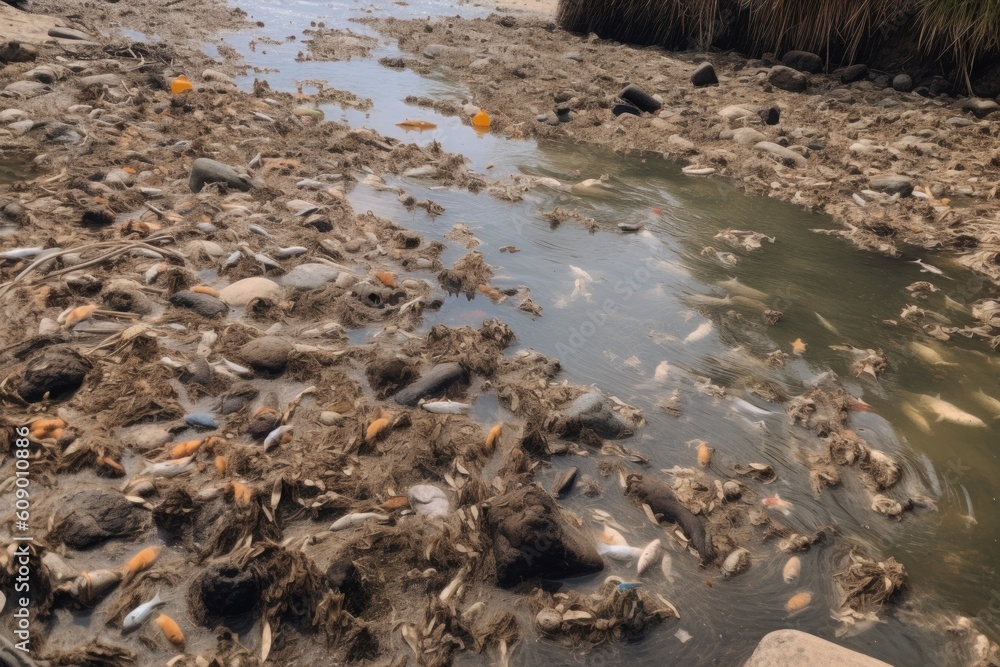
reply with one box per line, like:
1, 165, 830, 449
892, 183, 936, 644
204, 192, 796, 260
171, 75, 193, 95
472, 109, 491, 128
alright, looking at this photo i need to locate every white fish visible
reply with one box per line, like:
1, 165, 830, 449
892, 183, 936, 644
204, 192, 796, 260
682, 166, 715, 175
900, 401, 932, 435
160, 356, 185, 370
222, 358, 252, 376
653, 361, 670, 382
971, 389, 1000, 419
254, 252, 282, 270
815, 312, 840, 335
660, 553, 675, 583
263, 425, 292, 451
597, 543, 643, 561
783, 556, 801, 583
911, 259, 947, 277
248, 224, 270, 237
570, 277, 592, 301
943, 294, 970, 315
717, 277, 768, 300
0, 247, 44, 260
331, 512, 388, 531
140, 456, 194, 478
907, 342, 955, 367
637, 539, 662, 574
916, 394, 986, 428
684, 321, 713, 343
598, 524, 628, 546
569, 265, 593, 282
123, 590, 165, 632
731, 397, 774, 415
961, 485, 977, 525
222, 250, 242, 268
276, 246, 308, 258
420, 400, 471, 414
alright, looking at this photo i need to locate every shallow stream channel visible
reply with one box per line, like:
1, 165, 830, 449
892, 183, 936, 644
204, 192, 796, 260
134, 0, 1000, 663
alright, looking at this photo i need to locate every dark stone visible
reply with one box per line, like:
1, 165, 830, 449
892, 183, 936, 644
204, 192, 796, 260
484, 486, 603, 587
326, 558, 369, 615
18, 346, 89, 403
928, 78, 951, 96
767, 66, 807, 93
960, 98, 1000, 119
781, 50, 822, 74
0, 41, 37, 64
168, 290, 228, 318
691, 62, 718, 87
54, 490, 149, 549
869, 175, 914, 196
626, 474, 715, 563
873, 75, 890, 89
81, 207, 115, 227
196, 562, 261, 619
237, 336, 293, 375
840, 64, 869, 83
47, 27, 92, 41
611, 99, 640, 117
393, 362, 469, 406
189, 158, 253, 194
303, 214, 332, 233
758, 106, 780, 125
563, 392, 633, 439
892, 74, 913, 93
619, 83, 661, 112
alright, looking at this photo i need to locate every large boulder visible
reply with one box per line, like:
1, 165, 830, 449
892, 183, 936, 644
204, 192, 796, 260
218, 277, 281, 306
768, 66, 808, 93
19, 346, 89, 403
484, 486, 603, 587
193, 562, 261, 621
781, 50, 823, 73
238, 336, 293, 375
189, 158, 254, 193
54, 490, 149, 549
691, 62, 718, 87
746, 630, 893, 666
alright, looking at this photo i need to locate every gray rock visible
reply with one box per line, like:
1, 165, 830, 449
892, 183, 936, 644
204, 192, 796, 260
19, 346, 90, 403
781, 50, 822, 73
238, 336, 293, 375
667, 134, 695, 153
484, 486, 603, 587
892, 74, 913, 92
8, 120, 34, 135
564, 391, 634, 439
767, 66, 808, 93
393, 361, 469, 406
840, 64, 869, 83
0, 41, 37, 64
960, 98, 1000, 119
168, 290, 229, 318
189, 157, 253, 193
718, 105, 754, 120
869, 175, 914, 196
78, 74, 122, 88
104, 168, 134, 189
2, 80, 50, 98
691, 62, 718, 87
47, 27, 93, 41
44, 122, 81, 145
281, 263, 341, 289
53, 490, 149, 549
947, 116, 976, 127
103, 279, 154, 314
732, 127, 767, 145
217, 276, 281, 306
755, 141, 808, 167
422, 44, 449, 59
746, 630, 892, 667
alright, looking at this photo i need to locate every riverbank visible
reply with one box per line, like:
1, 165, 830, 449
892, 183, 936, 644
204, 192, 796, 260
2, 0, 1000, 665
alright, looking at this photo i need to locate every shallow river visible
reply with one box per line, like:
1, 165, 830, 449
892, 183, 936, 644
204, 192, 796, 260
145, 0, 1000, 662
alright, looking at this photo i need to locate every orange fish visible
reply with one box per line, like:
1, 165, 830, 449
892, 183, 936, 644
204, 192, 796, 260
169, 439, 202, 459
365, 417, 390, 443
191, 285, 220, 297
791, 338, 807, 355
697, 441, 713, 467
96, 456, 125, 476
215, 455, 227, 475
485, 423, 502, 453
380, 496, 409, 511
155, 613, 185, 646
785, 591, 812, 612
29, 418, 65, 439
253, 406, 278, 419
396, 119, 437, 130
374, 271, 398, 288
123, 546, 161, 583
225, 481, 252, 505
477, 284, 506, 302
63, 304, 98, 327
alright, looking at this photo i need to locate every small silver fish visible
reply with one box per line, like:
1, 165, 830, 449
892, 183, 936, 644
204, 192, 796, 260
275, 246, 307, 259
254, 252, 282, 270
597, 543, 642, 561
123, 590, 165, 632
222, 250, 242, 268
420, 400, 471, 414
248, 224, 271, 237
637, 539, 661, 574
263, 424, 292, 451
0, 247, 43, 260
222, 358, 252, 376
141, 456, 194, 478
330, 512, 388, 531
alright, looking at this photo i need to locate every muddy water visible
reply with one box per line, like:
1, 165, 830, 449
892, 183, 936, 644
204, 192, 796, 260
208, 1, 998, 663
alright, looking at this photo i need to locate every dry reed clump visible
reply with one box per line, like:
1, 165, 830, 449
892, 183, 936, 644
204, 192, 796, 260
557, 0, 1000, 93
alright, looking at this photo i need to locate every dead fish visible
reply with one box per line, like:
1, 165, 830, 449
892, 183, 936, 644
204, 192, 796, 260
911, 259, 947, 277
900, 401, 932, 435
785, 591, 812, 613
907, 341, 956, 366
721, 548, 750, 579
717, 277, 768, 300
222, 358, 252, 376
420, 400, 471, 414
141, 456, 194, 478
597, 543, 643, 562
730, 397, 774, 416
254, 252, 282, 270
637, 539, 662, 574
682, 166, 715, 176
330, 512, 388, 531
730, 295, 769, 311
661, 553, 675, 583
569, 265, 593, 282
685, 321, 713, 343
653, 361, 670, 382
0, 247, 44, 260
696, 441, 713, 467
184, 413, 218, 429
943, 294, 970, 314
263, 424, 292, 451
914, 394, 986, 428
971, 389, 1000, 420
782, 556, 801, 583
248, 224, 270, 237
961, 485, 977, 525
276, 246, 308, 258
552, 466, 578, 497
123, 590, 165, 632
598, 524, 628, 546
815, 312, 840, 335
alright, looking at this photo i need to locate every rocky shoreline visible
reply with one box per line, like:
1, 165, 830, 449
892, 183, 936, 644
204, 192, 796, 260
1, 1, 1000, 666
